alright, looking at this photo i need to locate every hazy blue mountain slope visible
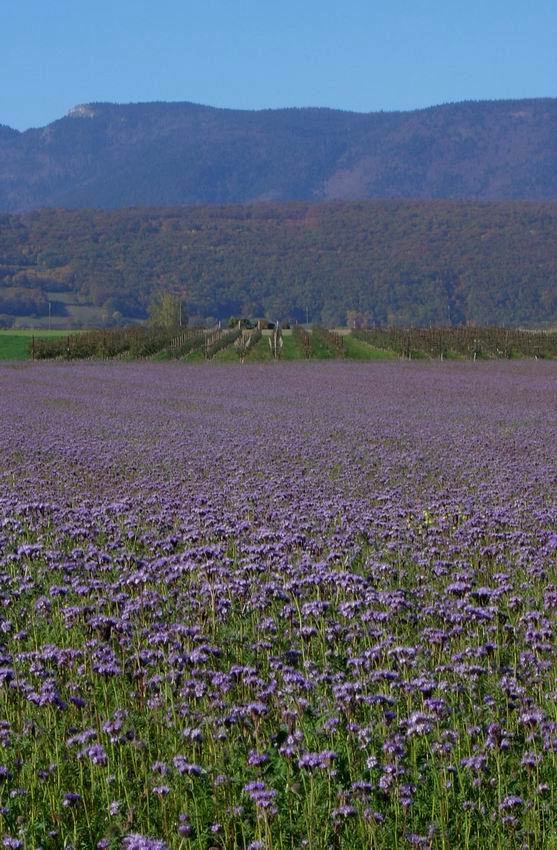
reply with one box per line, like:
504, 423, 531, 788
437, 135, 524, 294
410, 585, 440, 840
0, 99, 555, 210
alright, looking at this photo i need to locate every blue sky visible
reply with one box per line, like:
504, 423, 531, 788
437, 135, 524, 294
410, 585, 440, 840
2, 0, 555, 130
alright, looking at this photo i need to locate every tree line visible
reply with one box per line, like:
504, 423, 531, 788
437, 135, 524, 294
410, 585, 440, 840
1, 200, 556, 328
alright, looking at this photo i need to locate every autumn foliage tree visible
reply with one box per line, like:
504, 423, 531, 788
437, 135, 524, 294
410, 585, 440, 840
148, 291, 187, 330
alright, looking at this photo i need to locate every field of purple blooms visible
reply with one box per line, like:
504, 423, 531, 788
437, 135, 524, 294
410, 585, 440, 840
0, 360, 556, 850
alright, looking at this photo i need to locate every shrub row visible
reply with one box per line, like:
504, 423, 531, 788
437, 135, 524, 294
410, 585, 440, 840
312, 326, 346, 357
32, 327, 173, 360
292, 325, 312, 358
352, 327, 557, 359
204, 328, 241, 359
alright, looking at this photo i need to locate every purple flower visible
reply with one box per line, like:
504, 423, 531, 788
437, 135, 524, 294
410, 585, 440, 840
123, 836, 169, 850
331, 805, 357, 819
247, 750, 269, 766
178, 813, 193, 837
152, 785, 170, 797
172, 756, 203, 776
243, 781, 278, 815
79, 744, 108, 766
499, 795, 524, 811
298, 750, 338, 771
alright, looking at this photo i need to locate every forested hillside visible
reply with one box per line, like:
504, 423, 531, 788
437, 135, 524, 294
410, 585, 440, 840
1, 200, 555, 328
0, 98, 556, 211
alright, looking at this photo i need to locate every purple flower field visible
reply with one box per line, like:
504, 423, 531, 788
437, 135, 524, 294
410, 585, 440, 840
0, 361, 556, 850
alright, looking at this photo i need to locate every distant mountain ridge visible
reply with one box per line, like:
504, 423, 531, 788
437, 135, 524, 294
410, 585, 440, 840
0, 98, 556, 210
